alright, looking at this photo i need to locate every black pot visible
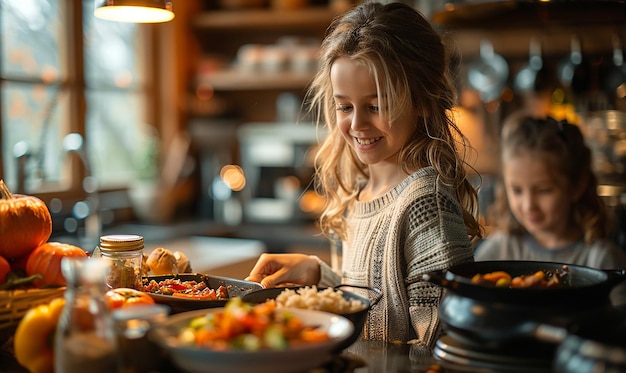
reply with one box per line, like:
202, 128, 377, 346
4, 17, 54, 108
423, 261, 626, 347
423, 260, 626, 305
242, 284, 381, 352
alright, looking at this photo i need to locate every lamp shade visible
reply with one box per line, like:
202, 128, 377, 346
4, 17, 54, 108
94, 0, 174, 23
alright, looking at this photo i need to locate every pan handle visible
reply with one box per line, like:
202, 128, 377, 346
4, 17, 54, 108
422, 269, 473, 288
334, 284, 382, 307
533, 323, 568, 344
604, 269, 626, 287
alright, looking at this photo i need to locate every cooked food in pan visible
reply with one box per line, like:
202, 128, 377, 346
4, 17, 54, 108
143, 277, 229, 300
471, 267, 568, 289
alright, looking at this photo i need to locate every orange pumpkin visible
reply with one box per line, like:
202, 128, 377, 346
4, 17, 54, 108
9, 253, 30, 272
0, 180, 52, 259
26, 242, 88, 287
0, 255, 10, 284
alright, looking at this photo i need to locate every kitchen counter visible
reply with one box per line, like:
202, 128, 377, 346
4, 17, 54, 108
51, 219, 330, 255
0, 336, 556, 373
0, 338, 501, 373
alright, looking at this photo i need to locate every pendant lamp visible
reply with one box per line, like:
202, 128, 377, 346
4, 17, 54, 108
94, 0, 174, 23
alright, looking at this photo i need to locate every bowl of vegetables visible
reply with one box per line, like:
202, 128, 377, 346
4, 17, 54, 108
148, 298, 353, 373
242, 284, 381, 351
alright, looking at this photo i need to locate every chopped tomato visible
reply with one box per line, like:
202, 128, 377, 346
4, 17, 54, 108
105, 288, 155, 310
300, 328, 330, 342
166, 283, 188, 291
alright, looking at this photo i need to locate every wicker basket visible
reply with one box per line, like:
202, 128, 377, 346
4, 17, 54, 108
0, 287, 66, 332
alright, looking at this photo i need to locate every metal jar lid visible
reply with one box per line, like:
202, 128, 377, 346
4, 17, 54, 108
99, 234, 144, 252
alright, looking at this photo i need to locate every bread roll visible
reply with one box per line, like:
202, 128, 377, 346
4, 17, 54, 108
146, 247, 178, 275
174, 251, 192, 273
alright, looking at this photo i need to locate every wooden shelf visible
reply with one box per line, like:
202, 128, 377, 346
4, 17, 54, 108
192, 7, 339, 31
188, 6, 339, 119
197, 68, 315, 91
431, 1, 626, 30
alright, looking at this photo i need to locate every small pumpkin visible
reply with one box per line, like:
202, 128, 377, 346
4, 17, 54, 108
0, 180, 52, 259
26, 242, 88, 287
0, 255, 10, 284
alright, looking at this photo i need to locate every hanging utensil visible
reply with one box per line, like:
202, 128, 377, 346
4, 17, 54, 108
558, 35, 583, 89
515, 38, 548, 94
602, 34, 626, 102
467, 39, 509, 102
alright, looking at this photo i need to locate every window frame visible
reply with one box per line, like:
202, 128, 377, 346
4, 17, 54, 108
0, 1, 165, 203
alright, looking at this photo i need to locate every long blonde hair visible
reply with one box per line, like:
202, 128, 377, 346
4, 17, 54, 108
306, 1, 481, 242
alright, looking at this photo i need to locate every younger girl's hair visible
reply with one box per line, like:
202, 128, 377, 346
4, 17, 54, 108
306, 1, 481, 242
491, 114, 609, 243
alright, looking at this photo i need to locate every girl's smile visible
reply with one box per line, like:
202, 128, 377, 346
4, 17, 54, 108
354, 136, 382, 146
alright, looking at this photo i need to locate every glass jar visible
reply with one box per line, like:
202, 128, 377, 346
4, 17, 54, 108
95, 234, 144, 290
55, 257, 120, 373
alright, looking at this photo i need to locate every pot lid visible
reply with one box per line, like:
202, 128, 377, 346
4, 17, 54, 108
431, 1, 626, 29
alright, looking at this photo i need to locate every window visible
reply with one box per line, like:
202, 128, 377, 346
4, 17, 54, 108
1, 0, 162, 239
1, 0, 68, 192
1, 0, 156, 196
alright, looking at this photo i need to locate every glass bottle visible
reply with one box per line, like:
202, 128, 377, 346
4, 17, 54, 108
54, 257, 120, 373
94, 234, 144, 289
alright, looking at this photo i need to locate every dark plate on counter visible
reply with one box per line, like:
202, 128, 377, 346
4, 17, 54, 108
142, 273, 262, 313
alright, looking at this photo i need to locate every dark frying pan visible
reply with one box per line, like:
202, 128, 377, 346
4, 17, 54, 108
423, 261, 626, 347
423, 260, 626, 305
142, 273, 263, 313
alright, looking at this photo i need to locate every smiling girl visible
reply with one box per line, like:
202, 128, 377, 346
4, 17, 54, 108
246, 1, 482, 346
475, 114, 626, 306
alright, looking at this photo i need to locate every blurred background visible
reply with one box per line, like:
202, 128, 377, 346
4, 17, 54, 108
0, 0, 624, 259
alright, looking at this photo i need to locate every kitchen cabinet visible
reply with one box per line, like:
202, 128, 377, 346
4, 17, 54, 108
189, 6, 342, 122
431, 1, 626, 120
432, 1, 626, 58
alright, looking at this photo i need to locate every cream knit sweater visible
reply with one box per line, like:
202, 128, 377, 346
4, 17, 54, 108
318, 167, 474, 347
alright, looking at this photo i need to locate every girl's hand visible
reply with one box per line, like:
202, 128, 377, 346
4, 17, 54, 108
245, 253, 321, 288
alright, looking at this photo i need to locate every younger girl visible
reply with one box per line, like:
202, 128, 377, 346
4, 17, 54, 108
246, 1, 482, 347
475, 114, 626, 306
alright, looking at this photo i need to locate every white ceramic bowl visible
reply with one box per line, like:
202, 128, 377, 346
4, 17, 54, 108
148, 307, 354, 373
